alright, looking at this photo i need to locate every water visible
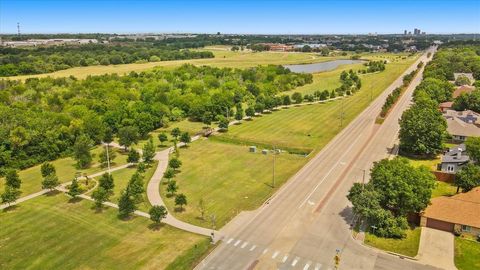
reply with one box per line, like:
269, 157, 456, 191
284, 59, 365, 73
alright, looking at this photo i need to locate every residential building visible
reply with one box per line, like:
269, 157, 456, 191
453, 73, 475, 83
440, 144, 469, 173
443, 109, 480, 142
420, 187, 480, 235
439, 101, 453, 112
452, 85, 475, 98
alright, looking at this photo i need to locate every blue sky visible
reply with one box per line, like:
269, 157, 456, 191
1, 0, 479, 34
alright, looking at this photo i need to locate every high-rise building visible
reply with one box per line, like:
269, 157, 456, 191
404, 30, 407, 35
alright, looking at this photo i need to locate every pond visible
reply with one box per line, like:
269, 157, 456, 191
284, 59, 365, 73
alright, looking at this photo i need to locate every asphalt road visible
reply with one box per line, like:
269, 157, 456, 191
196, 47, 443, 270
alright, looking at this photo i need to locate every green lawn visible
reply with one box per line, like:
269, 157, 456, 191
455, 237, 480, 270
0, 146, 128, 197
222, 55, 418, 153
364, 226, 421, 257
160, 138, 306, 228
0, 194, 209, 270
432, 181, 457, 198
403, 155, 440, 171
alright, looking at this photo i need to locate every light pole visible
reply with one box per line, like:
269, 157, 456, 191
105, 142, 111, 174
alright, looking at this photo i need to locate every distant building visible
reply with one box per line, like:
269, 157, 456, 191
439, 101, 453, 112
440, 144, 469, 173
453, 73, 475, 83
404, 30, 407, 35
453, 85, 475, 98
443, 109, 480, 142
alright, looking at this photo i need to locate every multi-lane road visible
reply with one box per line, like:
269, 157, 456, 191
196, 47, 442, 270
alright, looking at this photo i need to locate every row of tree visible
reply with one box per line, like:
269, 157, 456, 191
0, 44, 214, 76
0, 64, 312, 174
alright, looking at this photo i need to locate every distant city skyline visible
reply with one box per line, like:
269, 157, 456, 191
1, 0, 479, 34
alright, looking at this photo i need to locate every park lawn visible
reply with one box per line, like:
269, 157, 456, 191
5, 49, 343, 81
0, 146, 128, 197
88, 161, 158, 212
160, 138, 306, 228
431, 181, 457, 198
0, 194, 209, 270
222, 55, 418, 153
364, 226, 421, 257
455, 237, 480, 270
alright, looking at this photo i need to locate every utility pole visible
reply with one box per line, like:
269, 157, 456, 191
105, 143, 111, 174
17, 22, 21, 36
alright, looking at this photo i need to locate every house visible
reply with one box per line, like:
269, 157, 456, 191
440, 144, 469, 173
443, 109, 480, 142
439, 101, 453, 112
452, 85, 475, 98
453, 73, 475, 83
420, 187, 480, 235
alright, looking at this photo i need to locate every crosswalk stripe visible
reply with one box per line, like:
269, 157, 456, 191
272, 251, 279, 259
263, 248, 268, 254
249, 245, 256, 251
292, 257, 300, 266
234, 240, 241, 246
314, 263, 322, 270
226, 238, 233, 244
241, 242, 248, 249
303, 262, 311, 270
282, 255, 288, 263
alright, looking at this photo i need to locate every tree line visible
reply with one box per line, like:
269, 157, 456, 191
0, 64, 312, 174
0, 44, 214, 76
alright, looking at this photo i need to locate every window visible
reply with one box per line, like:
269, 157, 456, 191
447, 165, 455, 172
461, 225, 471, 232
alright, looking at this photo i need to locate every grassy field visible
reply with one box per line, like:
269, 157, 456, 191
220, 54, 418, 153
160, 138, 306, 228
431, 181, 457, 198
403, 155, 441, 171
5, 49, 344, 81
454, 237, 480, 270
0, 146, 128, 197
364, 226, 421, 257
0, 194, 208, 270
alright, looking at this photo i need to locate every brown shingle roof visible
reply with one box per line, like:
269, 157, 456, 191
422, 187, 480, 228
453, 85, 475, 98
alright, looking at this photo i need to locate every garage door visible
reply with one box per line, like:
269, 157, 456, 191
426, 218, 454, 232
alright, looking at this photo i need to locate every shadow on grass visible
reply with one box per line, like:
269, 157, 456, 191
117, 214, 136, 221
45, 190, 62, 197
233, 122, 242, 125
174, 207, 186, 212
2, 205, 19, 212
148, 222, 166, 231
68, 197, 83, 204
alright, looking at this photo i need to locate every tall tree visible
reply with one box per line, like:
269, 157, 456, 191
118, 126, 139, 151
5, 169, 21, 189
118, 190, 136, 218
67, 178, 81, 198
454, 164, 480, 192
180, 132, 191, 146
149, 205, 168, 224
73, 134, 93, 169
170, 127, 181, 140
99, 146, 116, 168
98, 173, 114, 194
169, 158, 182, 171
399, 99, 446, 156
167, 180, 178, 196
158, 133, 168, 146
127, 148, 140, 163
92, 187, 109, 209
41, 173, 60, 191
40, 162, 56, 178
142, 138, 156, 164
175, 193, 187, 210
1, 186, 21, 206
465, 137, 480, 163
126, 172, 144, 203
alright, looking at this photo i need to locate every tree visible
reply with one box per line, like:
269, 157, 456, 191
202, 112, 213, 126
399, 99, 446, 156
149, 205, 168, 224
41, 173, 59, 190
142, 138, 156, 163
163, 168, 175, 181
127, 148, 140, 163
465, 137, 480, 163
413, 78, 454, 103
91, 187, 109, 209
158, 133, 168, 146
103, 127, 114, 144
454, 164, 480, 192
218, 116, 229, 131
168, 158, 182, 170
175, 193, 187, 210
235, 107, 244, 121
118, 126, 139, 151
137, 162, 146, 173
282, 95, 291, 105
291, 92, 303, 104
1, 186, 21, 206
127, 172, 144, 203
73, 134, 92, 169
99, 146, 116, 168
67, 178, 81, 198
455, 75, 471, 86
180, 132, 191, 146
40, 162, 56, 177
245, 107, 256, 118
167, 180, 178, 196
98, 172, 114, 194
118, 190, 136, 218
5, 169, 21, 189
171, 127, 181, 139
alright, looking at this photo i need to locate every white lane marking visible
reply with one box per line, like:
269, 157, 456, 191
263, 248, 268, 254
249, 245, 257, 251
227, 238, 233, 244
315, 263, 322, 270
340, 162, 346, 165
307, 200, 315, 206
298, 130, 364, 208
241, 242, 248, 249
234, 240, 241, 246
282, 255, 288, 262
272, 251, 279, 259
303, 262, 311, 270
292, 257, 300, 266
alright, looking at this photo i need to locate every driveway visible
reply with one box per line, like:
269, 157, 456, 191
416, 227, 457, 270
